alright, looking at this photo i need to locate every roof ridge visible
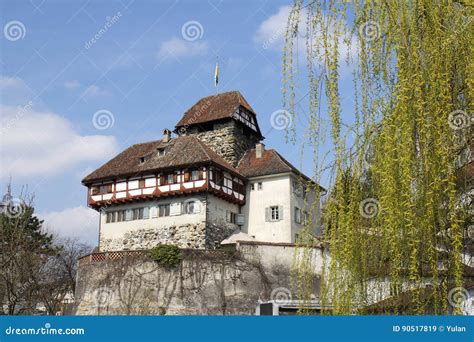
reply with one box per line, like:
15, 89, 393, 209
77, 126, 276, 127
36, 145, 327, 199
191, 136, 212, 160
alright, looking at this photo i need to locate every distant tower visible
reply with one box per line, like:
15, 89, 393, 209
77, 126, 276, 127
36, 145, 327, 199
174, 91, 264, 166
0, 183, 13, 214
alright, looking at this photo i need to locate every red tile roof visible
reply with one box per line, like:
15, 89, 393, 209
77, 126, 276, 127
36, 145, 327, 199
237, 148, 325, 190
82, 136, 239, 184
175, 90, 256, 128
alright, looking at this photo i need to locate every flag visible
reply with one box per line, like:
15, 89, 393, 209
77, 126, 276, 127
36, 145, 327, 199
214, 62, 219, 87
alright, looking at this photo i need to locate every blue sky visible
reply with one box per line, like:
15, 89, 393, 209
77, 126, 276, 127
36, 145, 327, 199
0, 0, 358, 245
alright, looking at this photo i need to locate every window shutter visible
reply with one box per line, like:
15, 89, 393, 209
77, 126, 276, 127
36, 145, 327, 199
279, 206, 284, 220
194, 202, 200, 214
150, 206, 158, 218
159, 174, 165, 185
173, 173, 178, 183
125, 210, 132, 221
184, 171, 190, 182
198, 169, 203, 180
265, 207, 270, 222
143, 207, 149, 219
107, 184, 113, 193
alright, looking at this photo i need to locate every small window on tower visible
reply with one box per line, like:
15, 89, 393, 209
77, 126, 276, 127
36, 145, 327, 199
250, 183, 255, 191
257, 182, 263, 190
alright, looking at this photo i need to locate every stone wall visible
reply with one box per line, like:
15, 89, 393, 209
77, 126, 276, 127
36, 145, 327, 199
188, 120, 260, 167
73, 243, 322, 315
100, 223, 207, 251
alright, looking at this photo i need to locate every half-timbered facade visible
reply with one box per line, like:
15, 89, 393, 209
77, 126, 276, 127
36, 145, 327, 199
83, 91, 324, 251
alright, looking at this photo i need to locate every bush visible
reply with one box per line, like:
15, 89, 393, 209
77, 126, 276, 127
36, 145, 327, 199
148, 244, 182, 268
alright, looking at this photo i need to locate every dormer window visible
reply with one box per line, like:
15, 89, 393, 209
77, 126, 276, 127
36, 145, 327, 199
157, 148, 166, 157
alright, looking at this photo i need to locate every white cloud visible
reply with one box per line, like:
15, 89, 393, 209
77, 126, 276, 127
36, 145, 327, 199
64, 80, 80, 89
157, 37, 208, 59
0, 76, 35, 105
40, 206, 99, 246
254, 5, 294, 51
0, 104, 118, 179
82, 84, 111, 99
254, 5, 357, 63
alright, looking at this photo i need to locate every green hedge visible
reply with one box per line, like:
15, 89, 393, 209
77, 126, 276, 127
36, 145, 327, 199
148, 244, 182, 268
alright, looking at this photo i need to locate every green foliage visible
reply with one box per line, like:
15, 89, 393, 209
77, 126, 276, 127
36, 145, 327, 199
148, 244, 182, 268
284, 0, 471, 315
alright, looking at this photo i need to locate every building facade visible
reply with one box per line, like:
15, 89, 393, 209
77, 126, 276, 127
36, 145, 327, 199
82, 91, 324, 252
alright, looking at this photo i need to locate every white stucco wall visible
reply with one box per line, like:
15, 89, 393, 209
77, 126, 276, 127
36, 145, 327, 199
241, 173, 321, 243
241, 174, 292, 242
99, 196, 206, 242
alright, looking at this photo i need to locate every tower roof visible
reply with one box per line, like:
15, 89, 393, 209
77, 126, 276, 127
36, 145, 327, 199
174, 91, 263, 138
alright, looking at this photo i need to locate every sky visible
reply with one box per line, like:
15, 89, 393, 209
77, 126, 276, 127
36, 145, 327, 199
0, 0, 358, 246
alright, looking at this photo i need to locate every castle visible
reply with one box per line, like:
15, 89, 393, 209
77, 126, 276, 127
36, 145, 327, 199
82, 91, 324, 252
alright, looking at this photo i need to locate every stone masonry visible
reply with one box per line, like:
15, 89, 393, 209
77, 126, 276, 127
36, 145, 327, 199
188, 120, 260, 167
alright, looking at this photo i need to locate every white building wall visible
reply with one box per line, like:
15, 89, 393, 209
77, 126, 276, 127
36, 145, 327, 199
99, 195, 207, 251
241, 173, 321, 244
241, 174, 292, 243
290, 176, 322, 240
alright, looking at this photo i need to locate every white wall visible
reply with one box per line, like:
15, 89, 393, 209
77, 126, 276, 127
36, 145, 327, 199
100, 195, 206, 242
290, 176, 322, 240
241, 173, 321, 243
241, 174, 292, 242
206, 194, 240, 231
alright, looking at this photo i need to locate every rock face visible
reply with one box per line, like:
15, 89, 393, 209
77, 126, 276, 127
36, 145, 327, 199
73, 243, 323, 315
188, 120, 260, 167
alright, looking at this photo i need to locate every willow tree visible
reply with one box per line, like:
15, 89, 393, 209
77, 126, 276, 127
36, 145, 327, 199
284, 0, 472, 314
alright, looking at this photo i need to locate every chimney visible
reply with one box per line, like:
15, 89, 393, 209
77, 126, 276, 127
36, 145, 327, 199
162, 128, 171, 143
255, 143, 265, 159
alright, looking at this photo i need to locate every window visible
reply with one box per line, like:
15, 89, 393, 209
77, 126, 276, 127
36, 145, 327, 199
250, 183, 255, 191
96, 184, 113, 194
266, 206, 283, 222
139, 179, 146, 188
271, 206, 280, 220
226, 210, 237, 224
106, 212, 115, 223
165, 174, 176, 184
159, 204, 170, 217
183, 201, 197, 214
157, 148, 166, 156
223, 177, 232, 189
294, 207, 302, 224
257, 182, 263, 190
117, 210, 126, 222
191, 169, 200, 181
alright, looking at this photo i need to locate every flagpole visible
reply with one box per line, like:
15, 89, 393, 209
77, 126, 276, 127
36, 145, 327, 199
214, 55, 219, 95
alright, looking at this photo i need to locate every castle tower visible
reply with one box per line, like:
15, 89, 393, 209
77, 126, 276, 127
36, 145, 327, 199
174, 91, 264, 167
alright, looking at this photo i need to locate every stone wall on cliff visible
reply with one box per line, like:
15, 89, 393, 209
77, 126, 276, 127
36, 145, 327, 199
73, 243, 323, 315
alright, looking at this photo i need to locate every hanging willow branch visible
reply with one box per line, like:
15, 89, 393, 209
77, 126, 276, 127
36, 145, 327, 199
285, 0, 472, 314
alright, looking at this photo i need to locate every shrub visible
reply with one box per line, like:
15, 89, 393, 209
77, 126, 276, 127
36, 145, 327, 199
148, 244, 182, 268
